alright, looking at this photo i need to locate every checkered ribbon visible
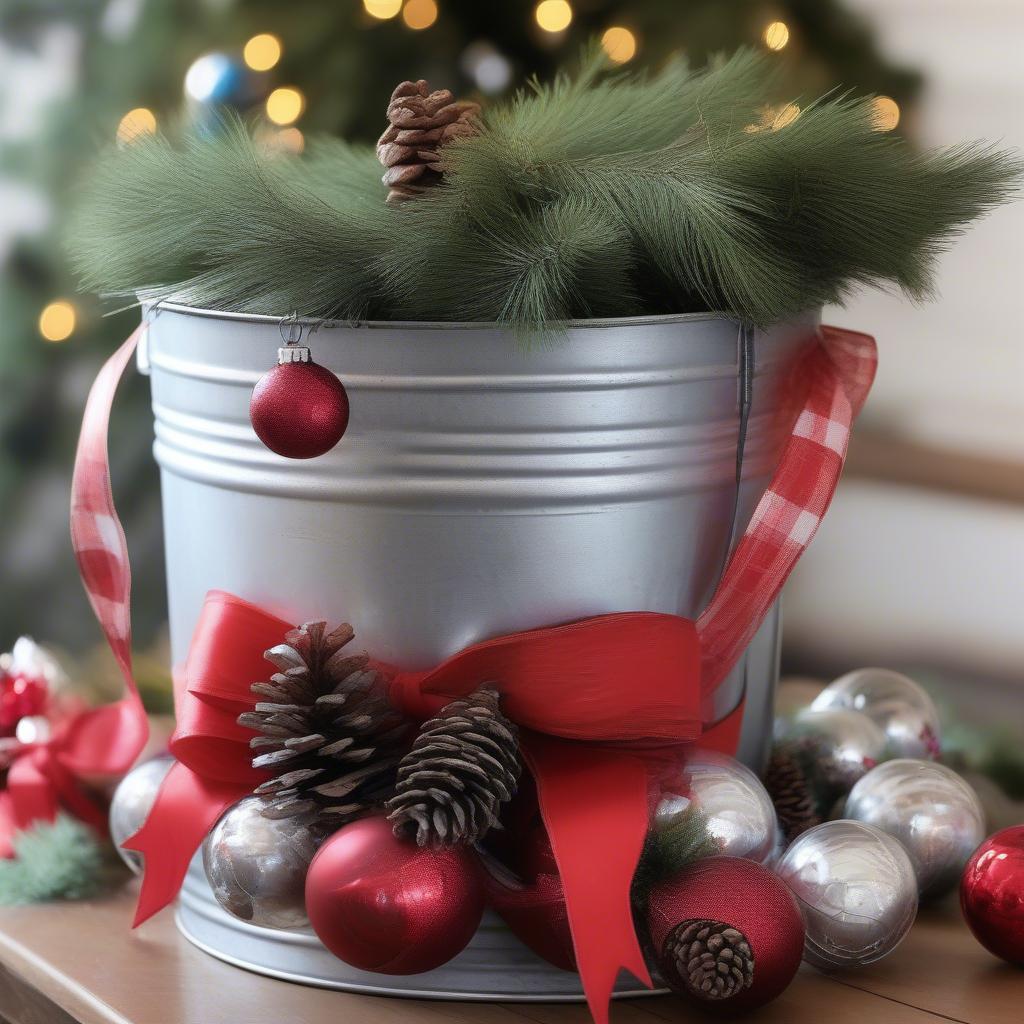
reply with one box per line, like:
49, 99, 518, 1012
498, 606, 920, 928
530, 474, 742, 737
698, 325, 877, 695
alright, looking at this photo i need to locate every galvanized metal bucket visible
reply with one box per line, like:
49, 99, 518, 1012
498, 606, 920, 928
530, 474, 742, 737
139, 304, 817, 998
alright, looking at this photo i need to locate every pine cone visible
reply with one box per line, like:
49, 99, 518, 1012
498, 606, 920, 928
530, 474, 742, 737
386, 686, 520, 847
377, 80, 480, 204
238, 622, 411, 824
764, 745, 821, 843
663, 919, 755, 1001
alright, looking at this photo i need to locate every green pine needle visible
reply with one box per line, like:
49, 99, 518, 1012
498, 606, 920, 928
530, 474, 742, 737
0, 815, 106, 905
66, 47, 1021, 333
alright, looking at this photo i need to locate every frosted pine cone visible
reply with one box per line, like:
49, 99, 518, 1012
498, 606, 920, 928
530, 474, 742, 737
377, 80, 480, 204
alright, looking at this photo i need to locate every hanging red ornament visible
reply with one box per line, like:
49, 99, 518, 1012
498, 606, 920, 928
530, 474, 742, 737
249, 320, 349, 459
646, 856, 804, 1011
305, 816, 484, 975
961, 826, 1024, 966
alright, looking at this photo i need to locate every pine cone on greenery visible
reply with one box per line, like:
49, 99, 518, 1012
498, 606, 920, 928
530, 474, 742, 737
664, 919, 755, 1001
763, 744, 822, 843
377, 80, 480, 204
238, 622, 411, 824
386, 686, 521, 847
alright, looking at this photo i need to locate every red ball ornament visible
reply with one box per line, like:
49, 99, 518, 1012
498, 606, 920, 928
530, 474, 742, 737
0, 666, 48, 737
250, 347, 349, 460
961, 826, 1024, 965
647, 857, 804, 1011
305, 816, 484, 975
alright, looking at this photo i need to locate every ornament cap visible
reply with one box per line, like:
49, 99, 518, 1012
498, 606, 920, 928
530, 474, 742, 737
278, 345, 312, 364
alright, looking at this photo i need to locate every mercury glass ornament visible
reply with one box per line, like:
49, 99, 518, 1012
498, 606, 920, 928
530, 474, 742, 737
109, 755, 174, 874
652, 749, 777, 864
812, 668, 941, 759
202, 796, 322, 930
779, 707, 887, 791
844, 759, 985, 898
776, 820, 917, 970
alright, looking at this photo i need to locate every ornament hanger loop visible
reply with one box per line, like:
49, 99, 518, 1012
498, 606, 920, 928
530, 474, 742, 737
279, 311, 303, 347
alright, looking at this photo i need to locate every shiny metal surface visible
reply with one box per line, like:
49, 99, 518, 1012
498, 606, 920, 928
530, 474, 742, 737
143, 304, 817, 995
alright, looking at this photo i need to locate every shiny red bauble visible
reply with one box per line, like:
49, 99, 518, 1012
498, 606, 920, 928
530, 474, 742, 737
647, 856, 804, 1011
961, 826, 1024, 965
0, 669, 48, 736
305, 816, 484, 975
249, 360, 349, 459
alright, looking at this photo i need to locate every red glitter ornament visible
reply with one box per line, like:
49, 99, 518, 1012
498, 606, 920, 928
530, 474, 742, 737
249, 341, 349, 460
646, 857, 804, 1011
305, 816, 484, 975
961, 826, 1024, 966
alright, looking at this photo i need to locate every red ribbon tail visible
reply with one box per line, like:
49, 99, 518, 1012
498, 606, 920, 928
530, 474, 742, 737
522, 735, 652, 1024
123, 761, 246, 927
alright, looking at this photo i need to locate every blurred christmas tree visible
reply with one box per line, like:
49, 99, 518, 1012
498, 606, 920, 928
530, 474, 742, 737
0, 0, 920, 653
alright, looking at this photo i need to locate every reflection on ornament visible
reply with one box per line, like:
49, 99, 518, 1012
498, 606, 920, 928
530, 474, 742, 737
812, 667, 941, 759
961, 825, 1024, 966
776, 819, 917, 970
845, 759, 985, 898
109, 756, 175, 874
652, 748, 777, 864
778, 706, 887, 791
202, 795, 321, 929
305, 816, 484, 974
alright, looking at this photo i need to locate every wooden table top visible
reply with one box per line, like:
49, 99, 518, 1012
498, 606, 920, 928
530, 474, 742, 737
0, 881, 1019, 1024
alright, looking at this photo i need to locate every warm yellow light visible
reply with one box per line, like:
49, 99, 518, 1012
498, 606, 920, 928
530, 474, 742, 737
402, 0, 438, 30
266, 87, 304, 126
601, 27, 637, 64
772, 102, 800, 130
763, 21, 790, 51
871, 95, 900, 132
535, 0, 572, 33
116, 107, 157, 143
243, 33, 282, 72
39, 301, 76, 343
364, 0, 402, 19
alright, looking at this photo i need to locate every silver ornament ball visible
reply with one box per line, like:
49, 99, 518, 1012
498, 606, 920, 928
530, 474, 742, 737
812, 668, 941, 760
202, 796, 322, 930
108, 755, 174, 874
779, 707, 887, 792
653, 748, 777, 864
843, 759, 985, 899
776, 819, 917, 970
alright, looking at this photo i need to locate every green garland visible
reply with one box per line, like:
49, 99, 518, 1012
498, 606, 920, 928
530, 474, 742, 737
0, 815, 106, 905
68, 48, 1020, 332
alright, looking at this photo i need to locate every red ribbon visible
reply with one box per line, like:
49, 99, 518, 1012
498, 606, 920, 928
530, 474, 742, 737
68, 322, 876, 1024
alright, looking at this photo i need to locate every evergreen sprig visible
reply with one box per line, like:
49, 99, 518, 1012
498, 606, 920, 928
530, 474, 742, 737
67, 48, 1020, 332
0, 815, 106, 905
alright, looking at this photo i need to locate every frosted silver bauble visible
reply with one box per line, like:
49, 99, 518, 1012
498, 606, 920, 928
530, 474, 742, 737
812, 668, 941, 760
108, 755, 174, 874
843, 759, 985, 898
202, 796, 322, 929
653, 748, 777, 864
776, 820, 917, 970
780, 708, 887, 791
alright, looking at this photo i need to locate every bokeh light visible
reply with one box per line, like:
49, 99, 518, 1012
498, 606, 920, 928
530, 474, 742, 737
773, 103, 801, 130
364, 0, 403, 19
243, 34, 282, 72
38, 301, 76, 343
402, 0, 438, 30
275, 127, 305, 154
871, 96, 901, 132
763, 21, 790, 51
601, 27, 637, 64
266, 87, 305, 125
116, 107, 157, 143
535, 0, 573, 34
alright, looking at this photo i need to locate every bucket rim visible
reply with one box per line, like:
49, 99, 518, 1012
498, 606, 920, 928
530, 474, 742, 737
147, 300, 768, 332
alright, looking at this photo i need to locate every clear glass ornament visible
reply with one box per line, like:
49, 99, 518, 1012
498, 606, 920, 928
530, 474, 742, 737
812, 668, 941, 759
844, 759, 985, 898
776, 819, 917, 970
108, 755, 175, 874
777, 707, 887, 791
202, 795, 323, 930
651, 748, 777, 864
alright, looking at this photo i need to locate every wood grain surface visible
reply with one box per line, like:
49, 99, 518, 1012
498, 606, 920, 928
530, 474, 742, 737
0, 884, 1019, 1024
